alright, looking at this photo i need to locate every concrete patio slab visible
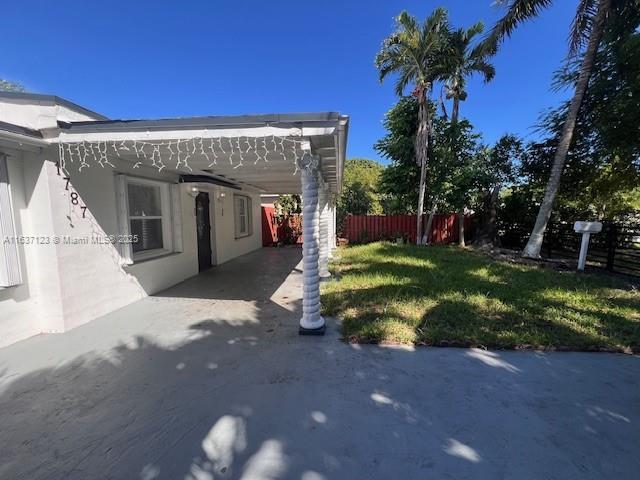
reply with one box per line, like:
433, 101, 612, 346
0, 247, 638, 480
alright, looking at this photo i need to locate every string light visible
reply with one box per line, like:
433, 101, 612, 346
58, 136, 310, 175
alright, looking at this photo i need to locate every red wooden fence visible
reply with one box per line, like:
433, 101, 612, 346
262, 207, 303, 246
344, 214, 473, 244
262, 206, 277, 245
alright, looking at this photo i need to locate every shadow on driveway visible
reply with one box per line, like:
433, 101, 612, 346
0, 247, 639, 479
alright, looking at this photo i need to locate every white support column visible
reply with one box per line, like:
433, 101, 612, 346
327, 201, 334, 259
327, 195, 335, 258
331, 198, 337, 253
318, 187, 331, 279
299, 155, 325, 335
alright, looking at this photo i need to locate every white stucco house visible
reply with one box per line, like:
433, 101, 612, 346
0, 91, 348, 348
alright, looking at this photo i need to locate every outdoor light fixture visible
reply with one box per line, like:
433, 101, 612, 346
217, 191, 226, 215
188, 186, 199, 198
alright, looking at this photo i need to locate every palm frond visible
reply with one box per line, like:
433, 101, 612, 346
395, 67, 419, 97
375, 8, 453, 95
424, 7, 449, 34
569, 0, 598, 57
397, 10, 420, 35
465, 21, 485, 42
479, 0, 554, 56
436, 16, 494, 102
468, 58, 496, 83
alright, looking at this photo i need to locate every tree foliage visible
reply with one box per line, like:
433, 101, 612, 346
274, 194, 301, 216
336, 158, 384, 233
375, 96, 517, 219
0, 79, 25, 92
481, 0, 631, 258
503, 3, 640, 224
370, 2, 639, 250
375, 8, 455, 244
375, 97, 420, 213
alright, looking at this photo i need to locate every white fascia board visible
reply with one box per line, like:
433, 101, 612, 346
335, 117, 348, 193
57, 125, 336, 143
0, 130, 49, 149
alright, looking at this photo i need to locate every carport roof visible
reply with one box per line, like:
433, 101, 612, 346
0, 90, 349, 193
58, 112, 349, 194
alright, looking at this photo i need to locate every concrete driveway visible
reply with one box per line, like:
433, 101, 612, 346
0, 247, 638, 480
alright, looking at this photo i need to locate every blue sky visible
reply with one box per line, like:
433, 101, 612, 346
3, 0, 578, 163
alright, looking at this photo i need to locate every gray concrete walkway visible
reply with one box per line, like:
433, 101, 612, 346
0, 247, 638, 480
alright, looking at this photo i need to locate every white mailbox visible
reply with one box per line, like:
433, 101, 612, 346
573, 221, 602, 271
574, 221, 603, 234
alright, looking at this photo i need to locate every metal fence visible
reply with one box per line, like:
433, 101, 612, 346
500, 222, 640, 278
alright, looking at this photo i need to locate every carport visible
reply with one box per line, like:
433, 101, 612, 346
57, 112, 349, 334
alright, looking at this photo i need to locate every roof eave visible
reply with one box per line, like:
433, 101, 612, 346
0, 91, 108, 121
0, 121, 48, 148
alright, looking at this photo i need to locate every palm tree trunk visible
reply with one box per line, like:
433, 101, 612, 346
458, 209, 465, 246
424, 200, 438, 244
439, 86, 449, 120
452, 97, 460, 125
451, 95, 466, 247
488, 186, 500, 245
522, 0, 611, 258
415, 89, 430, 245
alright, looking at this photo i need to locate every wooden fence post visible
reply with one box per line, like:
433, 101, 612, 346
606, 223, 617, 272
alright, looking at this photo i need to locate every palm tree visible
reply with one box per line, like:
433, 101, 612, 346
375, 8, 452, 245
481, 0, 613, 258
441, 22, 495, 246
444, 23, 496, 125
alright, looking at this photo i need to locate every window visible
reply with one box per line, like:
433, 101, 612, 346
234, 195, 252, 238
0, 154, 21, 287
116, 176, 179, 263
128, 182, 166, 254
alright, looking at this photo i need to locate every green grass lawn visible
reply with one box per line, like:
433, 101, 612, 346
322, 242, 640, 352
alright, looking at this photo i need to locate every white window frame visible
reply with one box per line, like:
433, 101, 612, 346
0, 154, 21, 287
117, 175, 177, 263
234, 194, 253, 239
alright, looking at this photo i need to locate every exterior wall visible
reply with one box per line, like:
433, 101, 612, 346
47, 152, 199, 331
0, 145, 263, 347
0, 150, 61, 347
0, 146, 199, 346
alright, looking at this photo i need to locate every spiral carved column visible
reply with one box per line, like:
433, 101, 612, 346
299, 158, 325, 335
318, 188, 331, 278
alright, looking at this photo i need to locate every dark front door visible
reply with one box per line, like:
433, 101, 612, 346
196, 192, 212, 272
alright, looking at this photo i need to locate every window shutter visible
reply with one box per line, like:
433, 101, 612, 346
115, 174, 133, 265
171, 183, 183, 252
0, 155, 21, 287
233, 195, 253, 238
234, 196, 241, 238
247, 196, 253, 235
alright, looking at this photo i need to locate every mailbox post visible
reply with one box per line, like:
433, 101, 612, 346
574, 221, 602, 271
